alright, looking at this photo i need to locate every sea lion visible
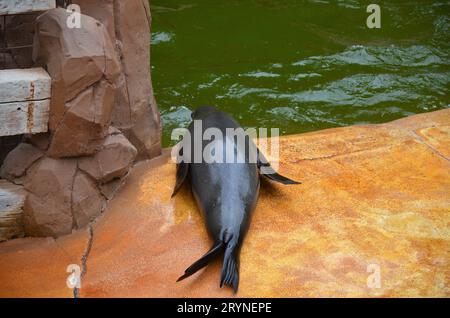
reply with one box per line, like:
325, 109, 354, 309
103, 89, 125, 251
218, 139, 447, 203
172, 106, 300, 292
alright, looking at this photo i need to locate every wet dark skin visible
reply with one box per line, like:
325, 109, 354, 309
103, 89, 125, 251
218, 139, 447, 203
172, 106, 300, 292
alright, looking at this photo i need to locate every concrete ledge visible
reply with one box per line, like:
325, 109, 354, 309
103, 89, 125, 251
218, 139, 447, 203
0, 99, 50, 136
0, 68, 51, 103
0, 68, 50, 136
0, 109, 449, 297
0, 0, 55, 15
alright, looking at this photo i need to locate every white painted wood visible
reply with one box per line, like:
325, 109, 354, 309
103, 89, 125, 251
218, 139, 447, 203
0, 68, 50, 136
0, 180, 26, 241
0, 99, 50, 136
0, 68, 51, 103
0, 0, 55, 15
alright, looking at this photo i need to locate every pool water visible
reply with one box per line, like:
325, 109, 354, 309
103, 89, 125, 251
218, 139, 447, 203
150, 0, 449, 146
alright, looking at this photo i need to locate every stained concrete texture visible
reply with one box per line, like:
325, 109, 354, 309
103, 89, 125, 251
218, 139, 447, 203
0, 109, 449, 297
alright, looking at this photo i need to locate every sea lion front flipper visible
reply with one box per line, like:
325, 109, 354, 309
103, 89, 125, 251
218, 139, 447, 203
177, 241, 224, 282
261, 169, 301, 185
257, 149, 301, 185
172, 147, 190, 197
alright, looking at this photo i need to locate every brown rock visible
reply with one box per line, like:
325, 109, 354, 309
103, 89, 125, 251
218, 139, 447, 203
79, 133, 137, 183
48, 80, 115, 158
71, 0, 116, 43
125, 105, 162, 160
112, 0, 161, 159
108, 125, 122, 135
72, 172, 105, 229
33, 8, 120, 130
111, 72, 130, 126
0, 136, 22, 167
25, 132, 50, 151
23, 157, 77, 237
0, 143, 43, 181
99, 178, 123, 200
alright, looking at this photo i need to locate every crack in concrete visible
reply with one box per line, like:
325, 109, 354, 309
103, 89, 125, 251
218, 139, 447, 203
0, 97, 50, 105
73, 224, 94, 299
290, 143, 397, 163
411, 130, 450, 163
141, 0, 152, 29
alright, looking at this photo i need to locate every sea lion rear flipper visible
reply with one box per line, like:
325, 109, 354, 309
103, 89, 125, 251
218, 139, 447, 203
220, 244, 240, 293
176, 241, 224, 282
257, 149, 301, 185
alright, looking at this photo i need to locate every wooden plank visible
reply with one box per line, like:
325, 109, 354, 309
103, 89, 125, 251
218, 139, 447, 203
0, 99, 50, 136
0, 68, 51, 103
0, 180, 26, 241
0, 0, 55, 15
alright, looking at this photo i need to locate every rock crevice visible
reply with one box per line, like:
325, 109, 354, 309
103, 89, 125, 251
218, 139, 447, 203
411, 130, 450, 163
73, 224, 94, 298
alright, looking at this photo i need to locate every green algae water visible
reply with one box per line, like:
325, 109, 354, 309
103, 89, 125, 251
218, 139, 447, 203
150, 0, 450, 146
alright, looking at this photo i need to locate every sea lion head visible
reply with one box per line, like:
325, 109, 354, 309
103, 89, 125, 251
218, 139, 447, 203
191, 105, 218, 119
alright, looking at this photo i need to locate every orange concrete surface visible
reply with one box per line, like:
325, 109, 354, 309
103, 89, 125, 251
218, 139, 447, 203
1, 109, 449, 297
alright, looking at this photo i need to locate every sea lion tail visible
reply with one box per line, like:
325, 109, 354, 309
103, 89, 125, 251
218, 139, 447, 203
220, 245, 240, 293
176, 241, 224, 282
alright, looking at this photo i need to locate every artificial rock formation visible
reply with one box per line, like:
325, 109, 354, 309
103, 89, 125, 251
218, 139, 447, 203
31, 4, 161, 159
0, 143, 43, 182
72, 0, 162, 159
8, 8, 122, 237
0, 4, 162, 239
23, 157, 76, 237
72, 172, 105, 229
79, 131, 138, 183
48, 80, 115, 157
33, 8, 120, 152
17, 127, 136, 237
